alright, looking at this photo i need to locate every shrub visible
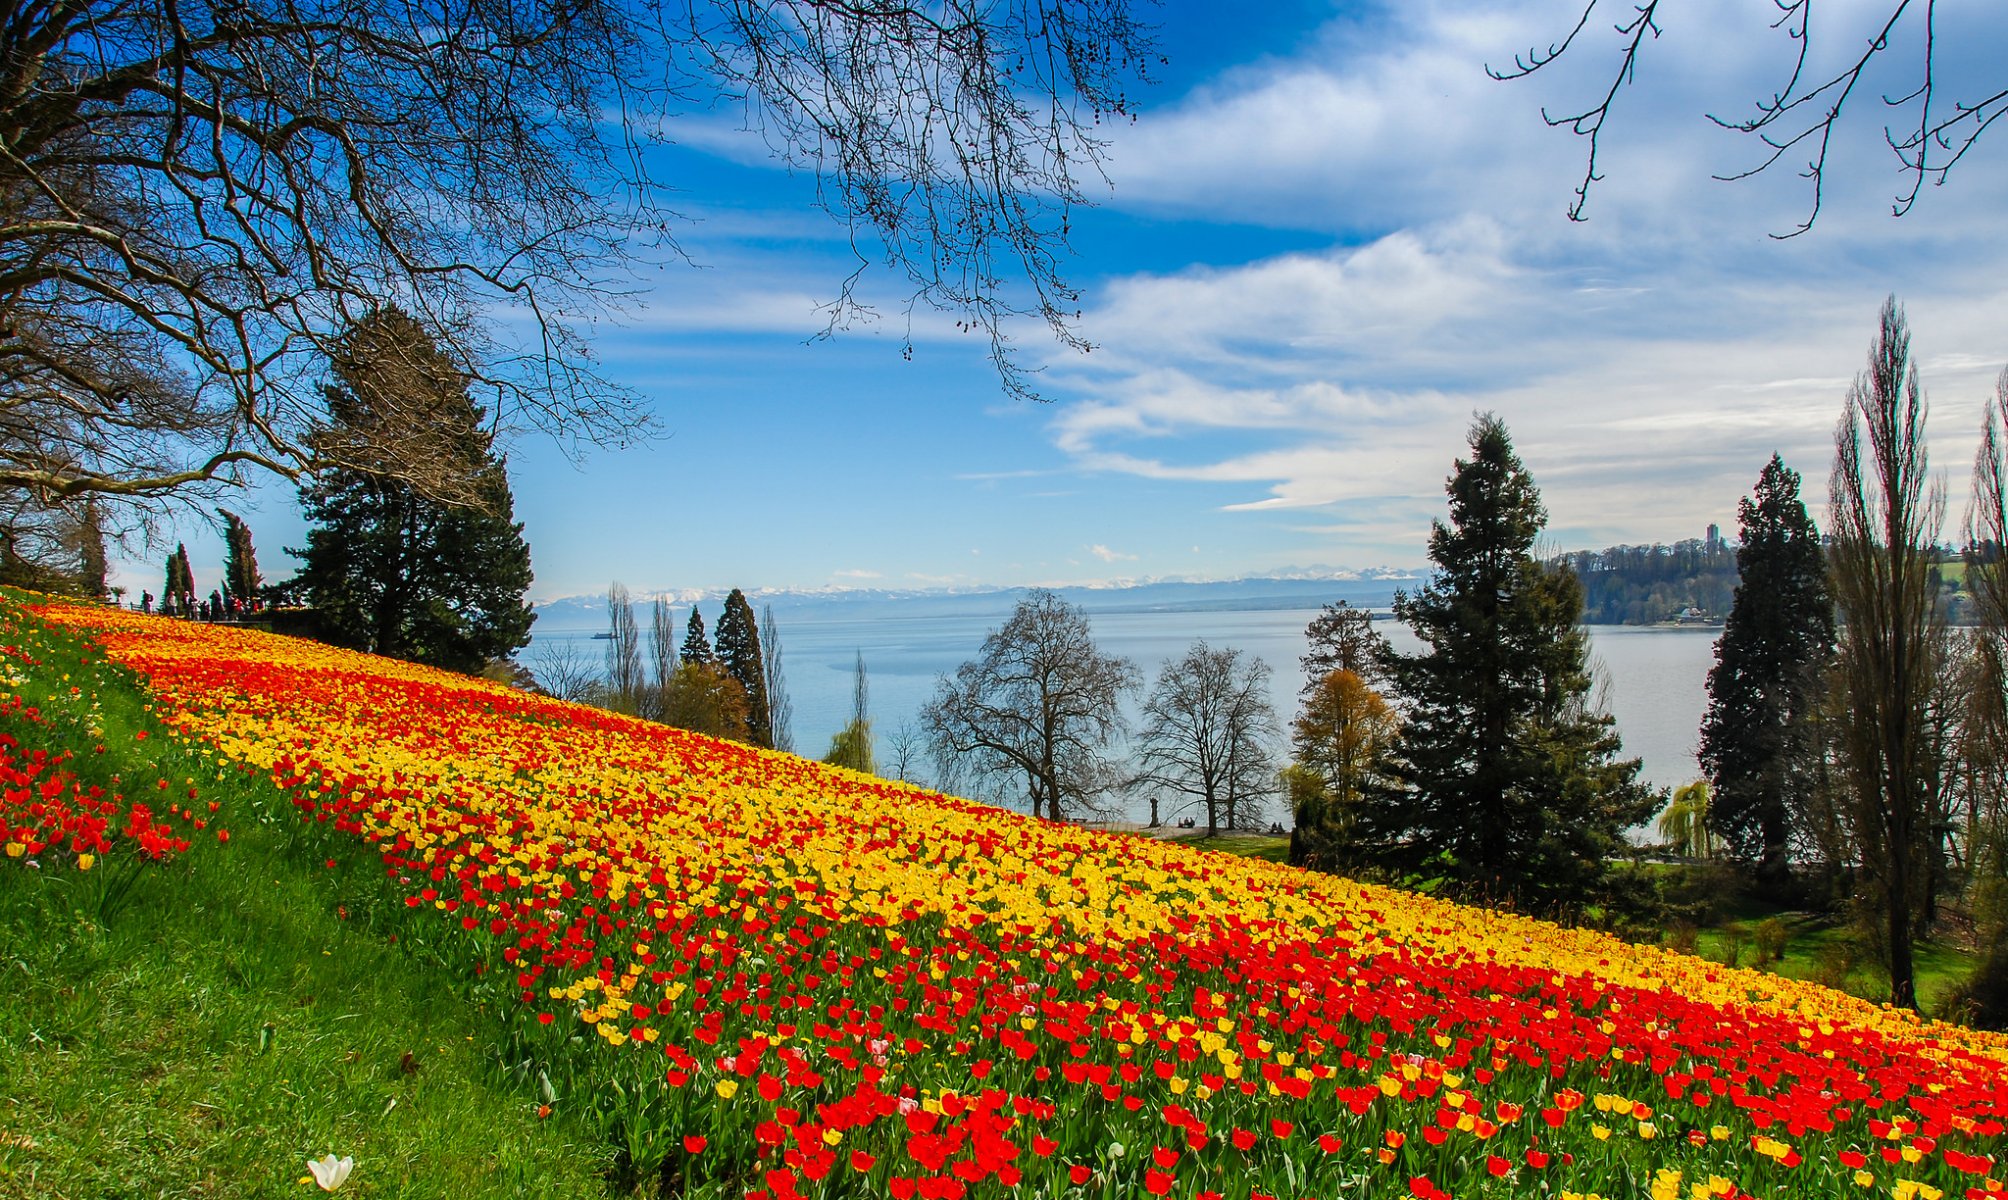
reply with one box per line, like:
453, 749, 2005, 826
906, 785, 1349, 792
1753, 918, 1788, 965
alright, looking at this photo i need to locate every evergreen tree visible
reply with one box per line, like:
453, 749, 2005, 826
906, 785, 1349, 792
292, 308, 535, 674
714, 588, 771, 747
220, 509, 262, 608
1357, 414, 1657, 911
1698, 455, 1834, 885
162, 542, 195, 614
161, 549, 178, 614
77, 497, 107, 599
681, 608, 716, 666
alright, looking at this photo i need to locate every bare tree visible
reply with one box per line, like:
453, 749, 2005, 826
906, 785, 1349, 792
922, 589, 1138, 821
762, 605, 795, 754
1827, 296, 1952, 1010
0, 0, 1155, 508
886, 719, 928, 786
651, 598, 681, 709
1133, 642, 1279, 836
1493, 3, 2006, 234
606, 582, 646, 715
529, 636, 604, 704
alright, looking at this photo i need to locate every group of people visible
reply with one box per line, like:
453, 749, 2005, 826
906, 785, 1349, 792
139, 590, 258, 622
1165, 816, 1290, 834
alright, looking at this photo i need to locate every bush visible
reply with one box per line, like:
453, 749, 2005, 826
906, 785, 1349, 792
1753, 918, 1788, 965
1940, 935, 2008, 1031
1664, 921, 1700, 956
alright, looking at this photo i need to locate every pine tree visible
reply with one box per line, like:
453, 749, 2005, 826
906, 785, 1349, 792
1357, 414, 1657, 911
714, 589, 771, 747
681, 608, 716, 666
293, 308, 535, 674
1698, 455, 1833, 886
220, 509, 263, 608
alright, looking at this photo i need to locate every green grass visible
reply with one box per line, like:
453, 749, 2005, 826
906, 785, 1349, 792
0, 601, 614, 1199
1688, 908, 1977, 1015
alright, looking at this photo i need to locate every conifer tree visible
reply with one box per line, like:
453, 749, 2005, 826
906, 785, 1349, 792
1355, 414, 1657, 911
161, 548, 179, 614
681, 608, 716, 666
162, 542, 195, 614
77, 497, 107, 599
220, 509, 263, 608
293, 308, 535, 674
1699, 455, 1834, 886
714, 589, 772, 747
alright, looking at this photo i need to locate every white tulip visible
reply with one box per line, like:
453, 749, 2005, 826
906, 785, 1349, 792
306, 1154, 354, 1191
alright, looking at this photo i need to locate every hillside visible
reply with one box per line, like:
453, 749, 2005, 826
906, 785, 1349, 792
6, 597, 2008, 1199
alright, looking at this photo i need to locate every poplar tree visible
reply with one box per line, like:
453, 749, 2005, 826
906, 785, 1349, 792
1827, 298, 1952, 1011
762, 605, 795, 754
1699, 455, 1833, 886
606, 582, 645, 714
1356, 415, 1657, 911
714, 588, 772, 747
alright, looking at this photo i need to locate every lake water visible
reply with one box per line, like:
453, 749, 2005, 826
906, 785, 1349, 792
532, 603, 1721, 821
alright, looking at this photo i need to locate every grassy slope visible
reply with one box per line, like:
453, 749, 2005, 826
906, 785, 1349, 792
0, 603, 612, 1200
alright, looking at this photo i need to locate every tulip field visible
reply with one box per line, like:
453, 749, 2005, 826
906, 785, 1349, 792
10, 598, 2008, 1200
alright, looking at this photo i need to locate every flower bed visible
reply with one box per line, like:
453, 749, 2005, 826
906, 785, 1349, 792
30, 602, 2008, 1200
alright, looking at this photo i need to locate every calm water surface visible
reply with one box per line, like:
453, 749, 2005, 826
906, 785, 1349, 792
535, 606, 1720, 817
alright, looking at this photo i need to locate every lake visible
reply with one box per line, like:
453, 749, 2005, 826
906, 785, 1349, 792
533, 602, 1721, 821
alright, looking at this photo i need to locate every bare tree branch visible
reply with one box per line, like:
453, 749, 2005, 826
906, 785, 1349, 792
0, 0, 1155, 524
1494, 0, 2000, 235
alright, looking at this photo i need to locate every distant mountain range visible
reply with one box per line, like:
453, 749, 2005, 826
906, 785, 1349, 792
530, 570, 1424, 633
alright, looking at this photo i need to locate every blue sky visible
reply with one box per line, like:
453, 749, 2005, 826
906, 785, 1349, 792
118, 0, 2008, 603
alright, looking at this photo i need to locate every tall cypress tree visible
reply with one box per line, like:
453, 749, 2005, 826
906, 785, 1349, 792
293, 308, 535, 674
220, 509, 262, 607
1355, 414, 1656, 910
714, 588, 771, 747
163, 542, 195, 614
1699, 455, 1833, 886
77, 497, 107, 599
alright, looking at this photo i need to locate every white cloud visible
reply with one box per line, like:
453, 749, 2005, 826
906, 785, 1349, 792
1009, 0, 2008, 565
1088, 544, 1137, 563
